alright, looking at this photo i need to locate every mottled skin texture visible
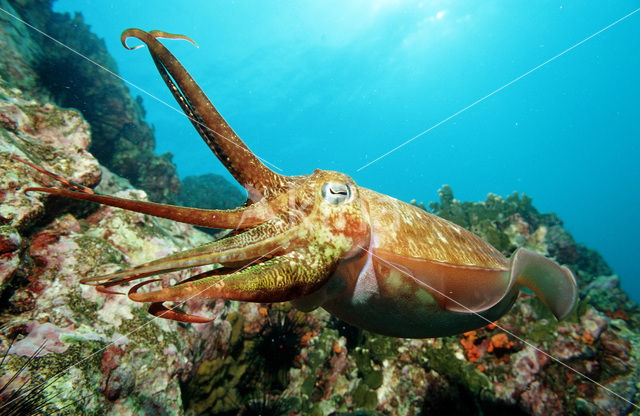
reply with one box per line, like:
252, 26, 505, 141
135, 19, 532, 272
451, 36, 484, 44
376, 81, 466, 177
19, 29, 577, 337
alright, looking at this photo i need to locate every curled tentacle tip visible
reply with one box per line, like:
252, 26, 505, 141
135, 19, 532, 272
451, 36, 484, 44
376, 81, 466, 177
96, 285, 125, 296
121, 28, 146, 50
148, 30, 199, 48
128, 278, 164, 301
23, 187, 41, 195
149, 302, 213, 324
121, 40, 145, 50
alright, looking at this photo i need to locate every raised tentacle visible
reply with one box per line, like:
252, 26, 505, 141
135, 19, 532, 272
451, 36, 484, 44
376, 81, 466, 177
128, 244, 343, 304
121, 28, 290, 200
147, 31, 198, 47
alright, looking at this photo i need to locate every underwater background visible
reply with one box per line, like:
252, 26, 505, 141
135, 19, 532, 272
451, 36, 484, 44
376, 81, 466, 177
51, 0, 640, 302
0, 1, 640, 415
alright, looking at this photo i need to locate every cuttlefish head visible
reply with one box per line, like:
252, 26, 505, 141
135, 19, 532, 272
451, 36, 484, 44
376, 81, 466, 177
82, 169, 370, 322
14, 29, 376, 322
17, 148, 370, 322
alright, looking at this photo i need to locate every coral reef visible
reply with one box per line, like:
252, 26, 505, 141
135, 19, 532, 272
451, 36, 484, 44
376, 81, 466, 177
177, 173, 246, 236
178, 174, 246, 212
0, 0, 181, 203
0, 1, 639, 415
0, 79, 226, 414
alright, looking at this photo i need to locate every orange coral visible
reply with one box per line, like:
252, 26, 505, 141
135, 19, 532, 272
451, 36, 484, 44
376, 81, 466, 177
333, 341, 342, 354
487, 333, 514, 352
486, 321, 498, 330
301, 330, 318, 347
461, 331, 481, 362
463, 330, 477, 342
581, 330, 594, 345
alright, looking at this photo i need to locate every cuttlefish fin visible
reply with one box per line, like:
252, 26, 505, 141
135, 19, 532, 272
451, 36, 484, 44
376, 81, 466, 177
510, 248, 577, 320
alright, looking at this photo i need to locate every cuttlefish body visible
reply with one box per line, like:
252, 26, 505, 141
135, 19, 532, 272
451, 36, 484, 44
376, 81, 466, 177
20, 29, 577, 338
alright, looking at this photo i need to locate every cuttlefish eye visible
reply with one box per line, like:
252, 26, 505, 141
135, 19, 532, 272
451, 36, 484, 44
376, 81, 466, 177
321, 182, 352, 205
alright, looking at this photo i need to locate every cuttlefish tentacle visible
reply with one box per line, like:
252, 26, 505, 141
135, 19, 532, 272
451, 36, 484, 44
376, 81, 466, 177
127, 244, 341, 304
121, 28, 291, 200
10, 155, 95, 194
23, 185, 272, 229
147, 30, 199, 47
94, 266, 236, 314
15, 153, 287, 229
146, 267, 242, 323
148, 301, 214, 324
79, 215, 301, 286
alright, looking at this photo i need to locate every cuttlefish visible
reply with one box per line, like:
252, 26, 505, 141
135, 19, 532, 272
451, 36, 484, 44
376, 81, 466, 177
20, 29, 577, 338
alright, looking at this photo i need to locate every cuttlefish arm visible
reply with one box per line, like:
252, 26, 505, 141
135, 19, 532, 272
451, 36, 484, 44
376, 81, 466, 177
122, 241, 344, 323
17, 143, 369, 323
14, 154, 276, 229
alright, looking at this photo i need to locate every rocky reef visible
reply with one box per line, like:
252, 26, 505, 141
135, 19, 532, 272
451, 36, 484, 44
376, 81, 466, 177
0, 0, 180, 203
0, 1, 639, 416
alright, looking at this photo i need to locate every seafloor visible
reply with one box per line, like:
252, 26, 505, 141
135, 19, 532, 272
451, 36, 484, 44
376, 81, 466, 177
0, 1, 639, 415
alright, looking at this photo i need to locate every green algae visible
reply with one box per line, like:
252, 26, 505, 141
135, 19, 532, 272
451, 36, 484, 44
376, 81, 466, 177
422, 338, 493, 399
353, 347, 382, 390
182, 312, 251, 415
227, 311, 245, 351
73, 235, 123, 266
2, 339, 107, 415
185, 355, 246, 414
427, 185, 546, 256
352, 381, 379, 410
470, 219, 514, 253
65, 287, 100, 323
529, 296, 556, 321
300, 329, 337, 398
527, 319, 560, 345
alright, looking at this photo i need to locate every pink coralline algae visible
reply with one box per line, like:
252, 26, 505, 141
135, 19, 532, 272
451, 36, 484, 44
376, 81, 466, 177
8, 322, 72, 357
0, 79, 222, 414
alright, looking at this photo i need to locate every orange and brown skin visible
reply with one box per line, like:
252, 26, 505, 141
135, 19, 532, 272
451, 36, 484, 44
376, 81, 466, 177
20, 29, 577, 337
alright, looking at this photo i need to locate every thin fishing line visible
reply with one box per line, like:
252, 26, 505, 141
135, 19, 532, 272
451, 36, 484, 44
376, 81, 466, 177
356, 6, 640, 172
0, 6, 283, 173
0, 244, 284, 412
357, 244, 640, 410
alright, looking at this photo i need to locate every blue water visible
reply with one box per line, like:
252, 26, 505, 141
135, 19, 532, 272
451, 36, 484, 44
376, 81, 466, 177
53, 1, 640, 302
